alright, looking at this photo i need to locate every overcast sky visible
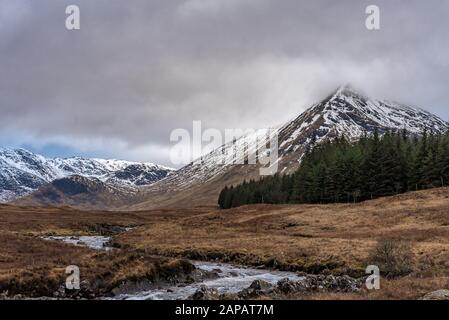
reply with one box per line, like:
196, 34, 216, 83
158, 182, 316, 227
1, 0, 448, 166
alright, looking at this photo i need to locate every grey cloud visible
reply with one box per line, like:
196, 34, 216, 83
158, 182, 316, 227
0, 0, 448, 166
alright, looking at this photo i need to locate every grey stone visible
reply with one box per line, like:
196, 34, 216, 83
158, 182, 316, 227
189, 285, 219, 300
421, 289, 449, 300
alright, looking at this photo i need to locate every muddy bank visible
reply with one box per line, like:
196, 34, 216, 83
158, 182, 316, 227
0, 254, 197, 300
126, 247, 364, 278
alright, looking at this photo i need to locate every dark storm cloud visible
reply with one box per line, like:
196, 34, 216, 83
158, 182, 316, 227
1, 0, 448, 165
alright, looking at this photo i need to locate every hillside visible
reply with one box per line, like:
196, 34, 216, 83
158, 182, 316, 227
129, 85, 448, 210
14, 175, 142, 210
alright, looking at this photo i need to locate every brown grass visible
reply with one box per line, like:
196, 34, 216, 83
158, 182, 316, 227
114, 188, 449, 279
2, 187, 449, 299
0, 205, 193, 297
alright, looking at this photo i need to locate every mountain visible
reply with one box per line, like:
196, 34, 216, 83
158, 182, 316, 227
276, 84, 448, 173
8, 85, 448, 210
0, 148, 174, 203
128, 85, 448, 209
15, 175, 137, 209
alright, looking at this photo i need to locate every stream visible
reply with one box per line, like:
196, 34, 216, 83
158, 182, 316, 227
41, 235, 304, 300
41, 235, 113, 250
112, 261, 304, 300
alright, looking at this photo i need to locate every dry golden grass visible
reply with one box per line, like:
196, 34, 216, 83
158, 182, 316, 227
115, 188, 449, 278
0, 205, 193, 297
1, 186, 449, 299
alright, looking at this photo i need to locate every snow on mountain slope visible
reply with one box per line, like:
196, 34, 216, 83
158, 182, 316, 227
279, 85, 447, 153
274, 85, 448, 173
3, 84, 447, 209
0, 148, 174, 202
131, 85, 448, 209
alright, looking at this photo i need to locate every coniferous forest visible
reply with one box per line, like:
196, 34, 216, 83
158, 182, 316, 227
218, 129, 449, 209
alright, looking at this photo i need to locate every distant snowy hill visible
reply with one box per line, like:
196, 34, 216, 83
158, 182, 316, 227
0, 148, 174, 202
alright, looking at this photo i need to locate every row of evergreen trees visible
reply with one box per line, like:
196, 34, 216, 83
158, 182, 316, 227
218, 129, 449, 209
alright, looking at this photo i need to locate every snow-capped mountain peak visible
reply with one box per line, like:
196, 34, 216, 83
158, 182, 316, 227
2, 85, 447, 209
132, 85, 449, 209
279, 85, 448, 158
0, 148, 174, 202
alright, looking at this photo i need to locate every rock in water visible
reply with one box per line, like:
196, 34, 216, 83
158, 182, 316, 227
249, 279, 272, 291
236, 280, 274, 299
189, 285, 219, 300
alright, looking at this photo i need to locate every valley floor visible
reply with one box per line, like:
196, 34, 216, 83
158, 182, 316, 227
1, 187, 449, 299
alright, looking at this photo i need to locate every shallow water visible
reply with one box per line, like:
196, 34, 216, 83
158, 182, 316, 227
41, 235, 112, 250
113, 261, 304, 300
41, 235, 304, 300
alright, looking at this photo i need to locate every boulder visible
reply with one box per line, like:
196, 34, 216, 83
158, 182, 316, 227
237, 280, 273, 299
249, 279, 272, 291
275, 274, 361, 295
53, 280, 95, 299
421, 289, 449, 300
300, 274, 361, 293
276, 278, 308, 294
189, 285, 219, 300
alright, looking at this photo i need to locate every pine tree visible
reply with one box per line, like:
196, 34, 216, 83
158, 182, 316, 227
436, 133, 449, 186
218, 186, 228, 208
218, 128, 449, 209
